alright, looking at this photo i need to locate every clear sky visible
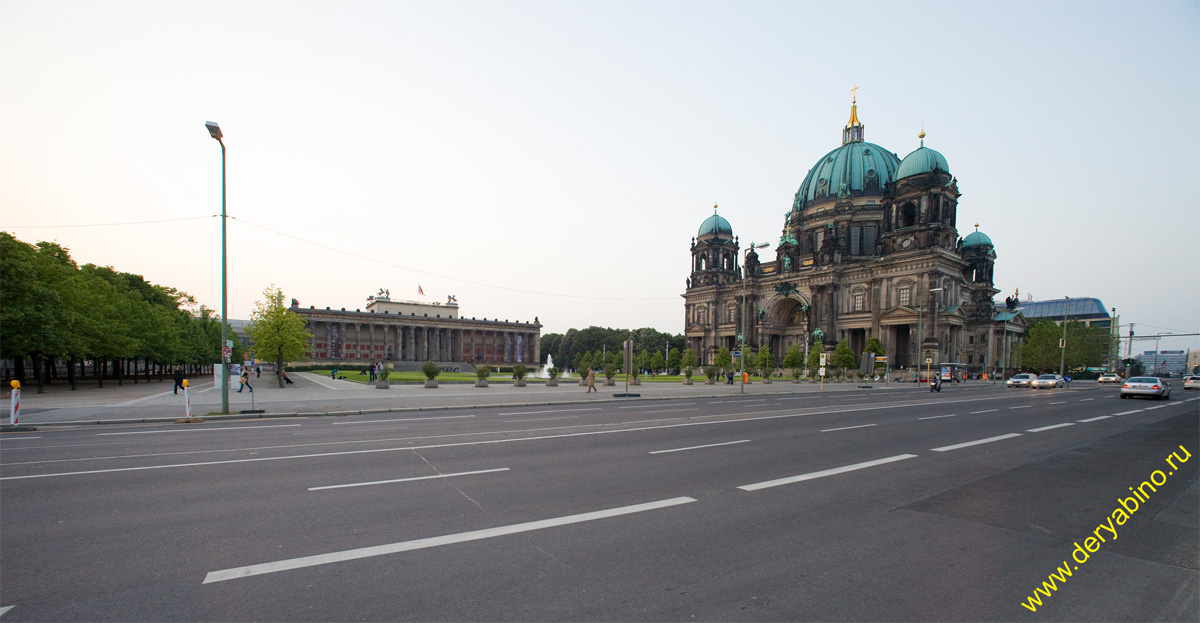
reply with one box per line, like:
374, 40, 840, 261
3, 0, 1197, 352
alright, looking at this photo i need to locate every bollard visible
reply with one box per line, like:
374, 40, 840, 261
183, 379, 191, 419
9, 380, 20, 425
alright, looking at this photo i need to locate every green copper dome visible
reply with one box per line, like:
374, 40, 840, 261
793, 141, 900, 209
698, 213, 733, 239
897, 145, 950, 179
962, 230, 993, 248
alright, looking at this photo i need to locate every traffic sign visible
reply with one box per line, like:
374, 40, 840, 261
221, 346, 232, 360
925, 357, 932, 364
819, 367, 826, 376
731, 350, 742, 358
875, 356, 888, 362
820, 353, 827, 365
1064, 375, 1073, 383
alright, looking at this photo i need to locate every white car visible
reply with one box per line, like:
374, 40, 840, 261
1098, 373, 1121, 384
1183, 375, 1200, 390
1120, 377, 1171, 400
1032, 374, 1066, 389
1006, 373, 1036, 388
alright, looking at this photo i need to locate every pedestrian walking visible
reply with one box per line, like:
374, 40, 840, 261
586, 368, 597, 393
238, 368, 253, 393
255, 365, 261, 379
172, 367, 184, 395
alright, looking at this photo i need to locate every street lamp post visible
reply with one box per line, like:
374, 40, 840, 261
205, 121, 229, 415
740, 242, 770, 394
1059, 296, 1069, 377
916, 284, 943, 382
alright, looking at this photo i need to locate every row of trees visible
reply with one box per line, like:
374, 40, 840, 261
1014, 318, 1118, 374
541, 326, 686, 373
1, 232, 242, 392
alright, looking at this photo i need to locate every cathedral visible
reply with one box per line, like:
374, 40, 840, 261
683, 97, 1026, 378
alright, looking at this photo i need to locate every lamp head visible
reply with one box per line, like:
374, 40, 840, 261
205, 121, 223, 140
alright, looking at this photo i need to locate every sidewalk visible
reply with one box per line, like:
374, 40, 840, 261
2, 371, 934, 426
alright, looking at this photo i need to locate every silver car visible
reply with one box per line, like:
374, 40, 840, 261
1032, 374, 1065, 389
1120, 376, 1171, 400
1006, 373, 1036, 388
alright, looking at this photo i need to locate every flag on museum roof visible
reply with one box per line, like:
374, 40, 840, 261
418, 284, 425, 296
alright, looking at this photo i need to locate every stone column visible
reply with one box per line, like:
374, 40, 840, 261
532, 332, 541, 366
325, 321, 333, 359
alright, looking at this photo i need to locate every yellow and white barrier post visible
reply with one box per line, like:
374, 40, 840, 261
182, 379, 191, 419
9, 380, 20, 425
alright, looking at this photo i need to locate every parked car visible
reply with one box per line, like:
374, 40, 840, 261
1098, 373, 1121, 384
1183, 375, 1200, 390
1120, 376, 1171, 400
1006, 373, 1037, 388
1032, 374, 1066, 389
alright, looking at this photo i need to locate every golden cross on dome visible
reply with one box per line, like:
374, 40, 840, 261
851, 84, 858, 103
713, 203, 718, 214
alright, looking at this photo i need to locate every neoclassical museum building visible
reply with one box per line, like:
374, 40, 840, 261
683, 98, 1026, 377
291, 293, 541, 367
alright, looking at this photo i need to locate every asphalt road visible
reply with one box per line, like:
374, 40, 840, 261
1, 384, 1197, 621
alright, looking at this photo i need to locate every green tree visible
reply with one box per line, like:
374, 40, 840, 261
743, 346, 759, 376
832, 340, 856, 379
247, 286, 313, 387
1016, 319, 1062, 373
864, 337, 886, 375
714, 346, 732, 373
648, 351, 666, 377
782, 344, 804, 379
758, 347, 776, 378
633, 350, 648, 378
807, 341, 825, 379
680, 348, 698, 372
666, 347, 681, 374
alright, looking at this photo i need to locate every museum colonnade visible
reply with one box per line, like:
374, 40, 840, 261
300, 317, 540, 365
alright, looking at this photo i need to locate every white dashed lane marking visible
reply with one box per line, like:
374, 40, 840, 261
204, 497, 697, 583
1026, 423, 1075, 432
931, 433, 1022, 452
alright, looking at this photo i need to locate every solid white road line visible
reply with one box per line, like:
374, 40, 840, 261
1142, 405, 1167, 411
1026, 423, 1075, 432
931, 433, 1023, 452
738, 454, 917, 491
620, 403, 694, 409
820, 423, 877, 432
0, 437, 42, 441
1008, 405, 1032, 410
504, 416, 579, 423
97, 424, 300, 436
498, 408, 600, 416
1113, 410, 1143, 416
203, 496, 698, 583
640, 408, 699, 414
918, 414, 957, 420
0, 605, 12, 617
309, 468, 510, 491
332, 415, 476, 425
969, 409, 999, 414
1078, 416, 1112, 423
650, 440, 751, 455
294, 427, 407, 435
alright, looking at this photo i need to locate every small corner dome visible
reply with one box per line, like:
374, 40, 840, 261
897, 145, 950, 180
698, 213, 733, 240
962, 230, 993, 248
